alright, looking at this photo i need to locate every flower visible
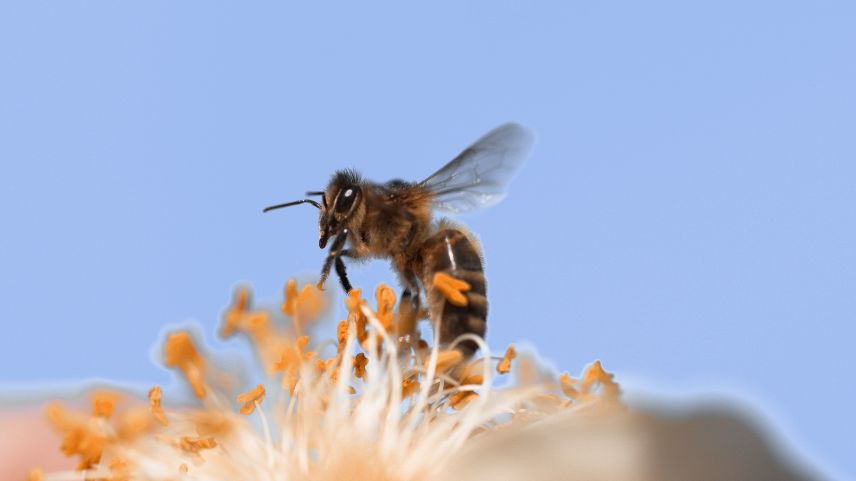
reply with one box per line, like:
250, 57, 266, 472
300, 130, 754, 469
33, 278, 621, 481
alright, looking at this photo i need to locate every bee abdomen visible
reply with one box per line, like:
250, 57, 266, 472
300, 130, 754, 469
421, 228, 487, 356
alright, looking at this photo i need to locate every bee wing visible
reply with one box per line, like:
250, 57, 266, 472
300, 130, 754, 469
419, 122, 535, 214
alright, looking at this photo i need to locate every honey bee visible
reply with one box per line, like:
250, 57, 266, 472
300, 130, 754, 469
264, 123, 535, 355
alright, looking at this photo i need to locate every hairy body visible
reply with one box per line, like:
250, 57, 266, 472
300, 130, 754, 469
320, 173, 487, 355
264, 123, 534, 355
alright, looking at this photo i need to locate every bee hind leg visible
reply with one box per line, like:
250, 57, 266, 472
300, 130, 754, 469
398, 279, 424, 346
400, 288, 419, 317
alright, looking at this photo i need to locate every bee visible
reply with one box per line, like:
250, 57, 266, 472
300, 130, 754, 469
264, 123, 534, 355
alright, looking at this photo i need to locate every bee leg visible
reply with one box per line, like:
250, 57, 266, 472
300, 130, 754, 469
401, 211, 418, 250
401, 288, 421, 312
398, 280, 422, 341
334, 249, 354, 293
401, 288, 416, 313
317, 231, 348, 290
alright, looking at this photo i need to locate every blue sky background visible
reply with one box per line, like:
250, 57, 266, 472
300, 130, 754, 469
1, 1, 853, 478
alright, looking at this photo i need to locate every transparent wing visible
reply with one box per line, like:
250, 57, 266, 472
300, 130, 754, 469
420, 122, 535, 214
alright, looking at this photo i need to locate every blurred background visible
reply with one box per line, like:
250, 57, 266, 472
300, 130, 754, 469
1, 1, 853, 479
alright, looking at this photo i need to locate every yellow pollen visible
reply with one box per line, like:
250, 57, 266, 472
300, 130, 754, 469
432, 272, 471, 307
272, 339, 311, 395
401, 376, 420, 398
327, 357, 339, 383
163, 332, 207, 399
374, 283, 397, 331
314, 358, 327, 375
46, 403, 77, 431
190, 411, 233, 436
336, 319, 348, 349
237, 384, 266, 415
283, 279, 326, 335
354, 353, 368, 379
282, 371, 299, 394
355, 314, 369, 346
46, 400, 109, 471
297, 283, 325, 320
180, 435, 218, 453
243, 311, 273, 341
497, 344, 517, 374
92, 391, 119, 419
148, 385, 168, 426
222, 287, 249, 337
62, 428, 107, 471
117, 407, 154, 440
559, 372, 580, 400
559, 361, 621, 404
429, 349, 463, 373
344, 288, 364, 313
282, 278, 299, 316
450, 390, 478, 409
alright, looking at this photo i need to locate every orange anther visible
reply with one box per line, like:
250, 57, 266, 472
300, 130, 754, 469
148, 386, 168, 426
497, 345, 517, 374
163, 332, 207, 399
428, 349, 463, 373
354, 353, 368, 379
237, 384, 266, 415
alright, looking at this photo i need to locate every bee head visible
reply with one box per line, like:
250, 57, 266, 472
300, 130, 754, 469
317, 169, 364, 249
261, 169, 364, 249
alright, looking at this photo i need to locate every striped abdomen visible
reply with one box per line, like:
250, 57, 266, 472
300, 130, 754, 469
421, 228, 487, 356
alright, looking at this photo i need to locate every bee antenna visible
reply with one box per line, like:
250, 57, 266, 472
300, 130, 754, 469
306, 191, 328, 209
262, 199, 321, 213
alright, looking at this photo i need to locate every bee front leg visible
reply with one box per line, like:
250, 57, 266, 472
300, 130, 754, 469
334, 249, 354, 293
317, 230, 349, 290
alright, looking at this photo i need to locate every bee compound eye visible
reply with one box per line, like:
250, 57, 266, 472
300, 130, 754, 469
336, 186, 358, 213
